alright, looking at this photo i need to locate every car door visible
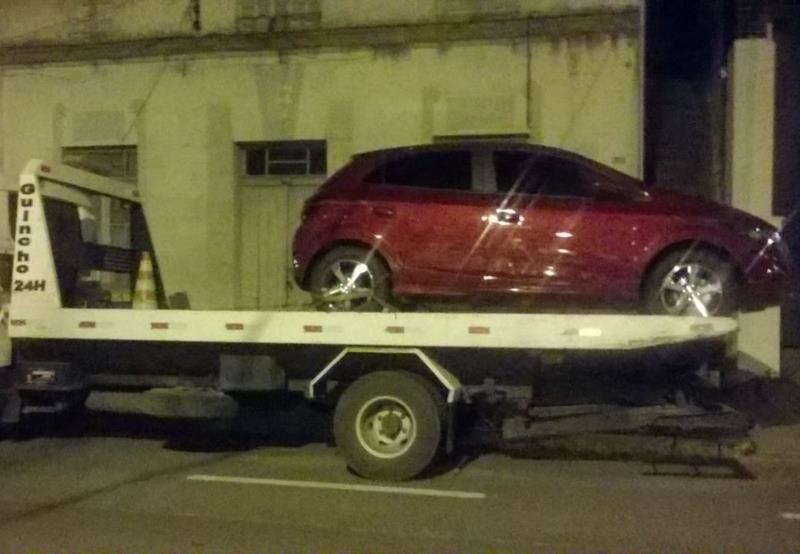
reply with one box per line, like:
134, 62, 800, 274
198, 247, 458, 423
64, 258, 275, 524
459, 148, 538, 292
486, 151, 640, 295
360, 148, 491, 293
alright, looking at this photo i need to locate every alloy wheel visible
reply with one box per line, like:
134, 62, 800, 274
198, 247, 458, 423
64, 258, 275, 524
658, 262, 724, 317
319, 258, 375, 310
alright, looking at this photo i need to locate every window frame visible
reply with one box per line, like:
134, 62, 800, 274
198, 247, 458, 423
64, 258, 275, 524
364, 148, 478, 194
237, 140, 327, 185
491, 149, 537, 195
496, 153, 603, 200
60, 144, 138, 304
61, 145, 138, 182
61, 146, 138, 248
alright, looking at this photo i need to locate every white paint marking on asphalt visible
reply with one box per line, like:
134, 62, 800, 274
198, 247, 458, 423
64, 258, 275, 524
780, 512, 800, 521
187, 474, 486, 500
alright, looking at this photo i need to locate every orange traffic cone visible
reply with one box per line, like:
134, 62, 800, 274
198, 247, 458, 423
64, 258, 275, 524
132, 251, 157, 309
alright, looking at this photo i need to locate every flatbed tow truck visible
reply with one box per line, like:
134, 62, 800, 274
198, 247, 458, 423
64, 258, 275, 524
0, 160, 747, 480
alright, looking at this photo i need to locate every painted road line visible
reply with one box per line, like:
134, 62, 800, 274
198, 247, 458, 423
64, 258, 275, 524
780, 512, 800, 521
187, 474, 486, 500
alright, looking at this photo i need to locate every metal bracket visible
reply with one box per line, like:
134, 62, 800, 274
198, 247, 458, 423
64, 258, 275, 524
307, 346, 462, 403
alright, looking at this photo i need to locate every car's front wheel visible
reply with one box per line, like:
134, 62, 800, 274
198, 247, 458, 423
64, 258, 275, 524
643, 248, 738, 316
308, 246, 392, 311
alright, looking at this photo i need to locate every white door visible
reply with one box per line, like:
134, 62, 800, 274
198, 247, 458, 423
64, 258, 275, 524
238, 183, 318, 309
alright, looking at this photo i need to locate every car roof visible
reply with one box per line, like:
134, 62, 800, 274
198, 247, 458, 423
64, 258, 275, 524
351, 142, 642, 186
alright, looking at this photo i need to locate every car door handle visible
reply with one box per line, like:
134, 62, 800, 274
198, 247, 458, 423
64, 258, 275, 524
372, 206, 396, 219
492, 209, 522, 225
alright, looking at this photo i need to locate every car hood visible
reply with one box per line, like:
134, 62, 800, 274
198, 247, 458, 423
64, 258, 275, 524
643, 187, 774, 229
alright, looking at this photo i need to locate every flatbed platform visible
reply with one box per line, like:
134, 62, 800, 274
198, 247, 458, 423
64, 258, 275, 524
9, 307, 737, 350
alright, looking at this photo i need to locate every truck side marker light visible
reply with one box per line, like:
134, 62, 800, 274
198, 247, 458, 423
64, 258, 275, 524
225, 323, 244, 331
469, 326, 490, 335
10, 319, 26, 326
562, 328, 603, 337
151, 322, 169, 330
304, 325, 323, 333
386, 326, 405, 334
79, 321, 96, 328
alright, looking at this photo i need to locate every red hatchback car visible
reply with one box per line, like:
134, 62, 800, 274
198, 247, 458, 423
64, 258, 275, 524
292, 143, 787, 316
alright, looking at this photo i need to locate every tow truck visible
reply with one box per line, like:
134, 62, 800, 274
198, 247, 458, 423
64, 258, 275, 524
0, 160, 746, 480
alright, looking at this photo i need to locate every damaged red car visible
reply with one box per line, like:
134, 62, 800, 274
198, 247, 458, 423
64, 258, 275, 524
292, 143, 787, 316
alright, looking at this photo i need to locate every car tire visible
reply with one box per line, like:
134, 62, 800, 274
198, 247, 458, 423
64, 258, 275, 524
309, 246, 392, 312
643, 248, 737, 316
333, 371, 444, 481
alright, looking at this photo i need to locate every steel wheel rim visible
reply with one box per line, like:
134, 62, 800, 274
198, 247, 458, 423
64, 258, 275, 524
355, 395, 417, 459
658, 262, 724, 317
320, 258, 375, 310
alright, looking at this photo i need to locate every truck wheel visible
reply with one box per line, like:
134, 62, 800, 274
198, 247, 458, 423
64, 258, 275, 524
334, 371, 444, 481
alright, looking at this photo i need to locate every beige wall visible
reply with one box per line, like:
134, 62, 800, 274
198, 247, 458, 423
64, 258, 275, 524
0, 31, 640, 309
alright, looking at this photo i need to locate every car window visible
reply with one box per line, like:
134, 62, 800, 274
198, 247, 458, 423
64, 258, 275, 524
494, 151, 534, 192
365, 151, 472, 191
520, 155, 595, 198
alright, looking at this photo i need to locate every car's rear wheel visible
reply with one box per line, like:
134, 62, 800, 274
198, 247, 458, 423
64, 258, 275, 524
644, 248, 737, 316
309, 246, 392, 311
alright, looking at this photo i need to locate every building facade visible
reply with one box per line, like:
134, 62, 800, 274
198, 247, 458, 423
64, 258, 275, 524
0, 0, 643, 309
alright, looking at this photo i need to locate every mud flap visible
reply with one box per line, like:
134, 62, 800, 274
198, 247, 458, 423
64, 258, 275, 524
446, 402, 456, 454
0, 389, 21, 428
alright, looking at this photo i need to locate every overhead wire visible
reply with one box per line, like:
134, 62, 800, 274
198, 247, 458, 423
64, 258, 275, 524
119, 60, 171, 143
118, 0, 196, 143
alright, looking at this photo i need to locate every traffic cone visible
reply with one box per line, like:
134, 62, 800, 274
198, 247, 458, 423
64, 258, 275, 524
132, 251, 157, 309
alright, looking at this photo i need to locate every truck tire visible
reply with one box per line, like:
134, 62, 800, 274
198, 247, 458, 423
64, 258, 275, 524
334, 371, 444, 481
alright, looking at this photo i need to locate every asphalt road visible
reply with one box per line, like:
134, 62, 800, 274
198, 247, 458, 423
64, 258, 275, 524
0, 413, 798, 553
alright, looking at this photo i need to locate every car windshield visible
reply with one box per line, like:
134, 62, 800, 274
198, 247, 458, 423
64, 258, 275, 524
495, 147, 644, 198
561, 151, 644, 196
